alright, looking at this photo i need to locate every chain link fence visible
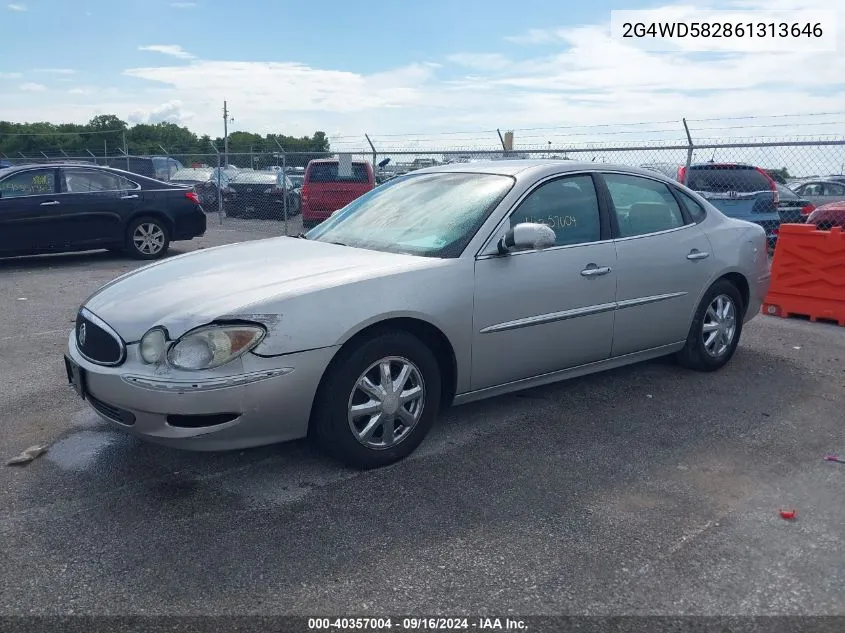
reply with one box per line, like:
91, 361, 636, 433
3, 139, 845, 235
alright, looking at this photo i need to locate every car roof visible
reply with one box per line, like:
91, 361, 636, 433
688, 162, 758, 169
411, 159, 678, 181
308, 158, 369, 164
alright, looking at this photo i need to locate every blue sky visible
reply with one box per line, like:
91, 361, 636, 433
3, 0, 845, 152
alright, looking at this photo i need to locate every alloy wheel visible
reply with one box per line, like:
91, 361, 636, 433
702, 294, 737, 358
347, 356, 425, 450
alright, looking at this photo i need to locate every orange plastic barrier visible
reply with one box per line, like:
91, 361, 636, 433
762, 224, 845, 326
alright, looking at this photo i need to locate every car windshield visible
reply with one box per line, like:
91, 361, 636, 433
230, 172, 278, 184
305, 172, 515, 258
171, 169, 212, 181
686, 166, 771, 193
308, 162, 370, 183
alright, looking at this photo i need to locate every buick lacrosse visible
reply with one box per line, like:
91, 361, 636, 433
64, 161, 771, 468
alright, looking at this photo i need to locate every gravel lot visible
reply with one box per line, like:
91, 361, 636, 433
1, 218, 844, 616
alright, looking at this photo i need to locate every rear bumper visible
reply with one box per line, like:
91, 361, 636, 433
173, 208, 206, 240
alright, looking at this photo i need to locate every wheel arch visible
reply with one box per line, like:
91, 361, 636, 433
312, 315, 459, 425
127, 211, 174, 236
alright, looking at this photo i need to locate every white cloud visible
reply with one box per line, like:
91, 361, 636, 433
138, 45, 195, 60
170, 1, 198, 7
7, 3, 26, 11
504, 28, 566, 45
127, 100, 194, 125
446, 53, 510, 71
19, 82, 46, 92
35, 68, 75, 75
68, 87, 91, 95
0, 71, 23, 79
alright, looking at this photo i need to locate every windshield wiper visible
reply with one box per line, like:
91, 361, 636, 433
328, 241, 347, 246
295, 232, 308, 239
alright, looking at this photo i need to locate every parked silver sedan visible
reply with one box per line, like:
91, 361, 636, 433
788, 179, 845, 207
64, 161, 771, 468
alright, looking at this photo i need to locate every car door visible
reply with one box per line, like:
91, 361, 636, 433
601, 172, 718, 357
56, 167, 133, 248
471, 173, 617, 391
0, 167, 61, 253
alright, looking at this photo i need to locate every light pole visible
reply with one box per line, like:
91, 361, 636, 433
223, 100, 234, 166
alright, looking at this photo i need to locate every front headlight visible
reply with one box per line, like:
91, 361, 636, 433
167, 324, 266, 370
139, 327, 167, 364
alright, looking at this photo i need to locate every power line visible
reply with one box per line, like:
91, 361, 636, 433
0, 128, 124, 137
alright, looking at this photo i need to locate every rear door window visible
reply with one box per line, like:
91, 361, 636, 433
686, 167, 771, 193
0, 169, 57, 198
604, 173, 686, 237
822, 182, 845, 196
307, 163, 370, 183
63, 168, 125, 193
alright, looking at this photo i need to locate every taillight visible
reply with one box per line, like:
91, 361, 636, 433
800, 203, 815, 216
301, 184, 310, 201
755, 167, 779, 204
185, 191, 200, 205
677, 166, 687, 183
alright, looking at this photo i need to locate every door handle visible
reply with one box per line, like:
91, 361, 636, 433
121, 194, 139, 200
687, 250, 710, 261
581, 265, 612, 277
40, 200, 60, 206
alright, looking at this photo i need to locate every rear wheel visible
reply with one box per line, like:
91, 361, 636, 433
676, 280, 744, 372
311, 330, 442, 469
127, 216, 170, 260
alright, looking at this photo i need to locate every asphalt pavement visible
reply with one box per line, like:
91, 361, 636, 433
1, 220, 844, 616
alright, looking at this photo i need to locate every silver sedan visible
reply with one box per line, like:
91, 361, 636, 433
64, 161, 771, 469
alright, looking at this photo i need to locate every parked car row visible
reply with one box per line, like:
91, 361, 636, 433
221, 170, 301, 219
640, 162, 845, 243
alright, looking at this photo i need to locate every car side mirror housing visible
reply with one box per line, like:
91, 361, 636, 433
497, 222, 556, 254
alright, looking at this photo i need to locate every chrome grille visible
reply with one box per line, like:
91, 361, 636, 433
75, 308, 126, 366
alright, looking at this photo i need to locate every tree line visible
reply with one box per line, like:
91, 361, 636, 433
0, 115, 331, 164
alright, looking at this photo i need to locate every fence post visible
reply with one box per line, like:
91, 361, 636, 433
273, 138, 289, 236
282, 152, 288, 236
365, 134, 377, 181
210, 141, 223, 225
682, 118, 694, 184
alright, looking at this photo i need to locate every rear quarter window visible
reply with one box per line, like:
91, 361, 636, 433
307, 163, 370, 183
686, 167, 771, 193
676, 189, 708, 223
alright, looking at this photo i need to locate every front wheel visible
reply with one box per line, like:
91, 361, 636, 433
676, 280, 744, 372
311, 330, 442, 469
127, 216, 170, 260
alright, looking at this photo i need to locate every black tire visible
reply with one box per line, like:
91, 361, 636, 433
676, 279, 745, 372
126, 216, 170, 260
311, 330, 442, 469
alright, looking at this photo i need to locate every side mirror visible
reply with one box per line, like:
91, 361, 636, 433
497, 222, 556, 255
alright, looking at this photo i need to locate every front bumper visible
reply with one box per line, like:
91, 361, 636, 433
66, 331, 338, 451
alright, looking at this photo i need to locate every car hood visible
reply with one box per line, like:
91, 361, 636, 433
83, 237, 440, 342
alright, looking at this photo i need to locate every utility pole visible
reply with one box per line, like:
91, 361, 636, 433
122, 130, 129, 170
223, 100, 233, 167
